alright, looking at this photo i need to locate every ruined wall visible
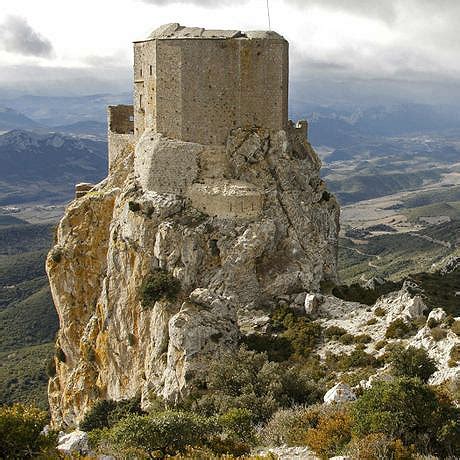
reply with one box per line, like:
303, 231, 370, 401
108, 105, 135, 172
133, 34, 288, 145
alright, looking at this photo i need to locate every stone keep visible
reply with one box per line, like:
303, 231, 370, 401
133, 23, 288, 145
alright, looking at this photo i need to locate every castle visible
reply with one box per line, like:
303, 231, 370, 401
107, 23, 306, 219
48, 24, 339, 425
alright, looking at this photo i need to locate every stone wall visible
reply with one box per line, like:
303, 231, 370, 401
133, 29, 288, 145
187, 180, 264, 219
108, 106, 135, 171
108, 105, 134, 134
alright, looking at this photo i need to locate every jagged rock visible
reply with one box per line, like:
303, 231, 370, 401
304, 293, 324, 315
363, 276, 386, 290
57, 430, 89, 455
439, 255, 460, 275
427, 308, 447, 324
323, 382, 356, 404
46, 123, 339, 426
374, 289, 427, 323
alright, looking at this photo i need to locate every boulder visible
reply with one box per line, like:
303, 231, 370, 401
324, 382, 356, 404
57, 430, 89, 455
305, 293, 324, 315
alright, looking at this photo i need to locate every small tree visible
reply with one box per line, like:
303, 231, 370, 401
352, 377, 460, 456
389, 346, 437, 383
110, 411, 215, 457
140, 269, 181, 308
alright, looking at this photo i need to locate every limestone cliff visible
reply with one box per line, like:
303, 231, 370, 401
46, 124, 339, 427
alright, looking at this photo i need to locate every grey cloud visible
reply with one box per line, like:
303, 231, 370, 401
0, 16, 53, 58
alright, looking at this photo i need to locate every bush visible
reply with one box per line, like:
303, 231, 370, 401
352, 377, 460, 456
366, 317, 378, 326
327, 348, 380, 371
374, 340, 387, 351
304, 405, 352, 458
451, 320, 460, 336
431, 327, 447, 341
0, 404, 51, 459
324, 325, 347, 340
449, 344, 460, 366
110, 411, 215, 457
385, 319, 416, 339
242, 334, 293, 362
389, 346, 437, 383
140, 269, 181, 308
346, 433, 405, 460
191, 347, 323, 422
218, 408, 255, 444
374, 306, 386, 317
259, 404, 342, 448
80, 397, 144, 432
339, 333, 355, 345
354, 334, 372, 344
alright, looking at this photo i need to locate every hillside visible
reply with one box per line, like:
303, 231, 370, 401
0, 222, 58, 409
0, 129, 107, 205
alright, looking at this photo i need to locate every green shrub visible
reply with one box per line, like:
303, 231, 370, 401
374, 307, 386, 317
366, 317, 378, 326
80, 397, 144, 432
431, 327, 447, 341
324, 325, 347, 340
218, 408, 255, 444
0, 404, 52, 459
110, 411, 215, 457
352, 377, 460, 456
385, 319, 416, 339
339, 333, 355, 345
327, 348, 379, 371
140, 269, 181, 308
354, 334, 372, 344
451, 320, 460, 336
449, 344, 460, 366
242, 334, 293, 362
389, 346, 437, 383
191, 347, 323, 422
374, 340, 387, 351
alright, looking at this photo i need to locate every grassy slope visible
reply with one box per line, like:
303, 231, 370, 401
0, 222, 58, 409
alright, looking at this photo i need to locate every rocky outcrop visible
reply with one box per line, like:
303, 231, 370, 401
46, 125, 340, 427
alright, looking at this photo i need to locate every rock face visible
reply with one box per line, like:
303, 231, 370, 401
46, 123, 339, 426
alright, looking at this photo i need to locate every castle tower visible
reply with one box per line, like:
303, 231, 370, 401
132, 23, 289, 145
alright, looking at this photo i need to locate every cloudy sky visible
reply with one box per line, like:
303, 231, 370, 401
1, 0, 460, 106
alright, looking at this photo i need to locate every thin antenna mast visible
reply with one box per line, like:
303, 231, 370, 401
266, 0, 271, 30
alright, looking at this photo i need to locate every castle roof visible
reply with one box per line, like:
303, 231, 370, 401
138, 23, 285, 42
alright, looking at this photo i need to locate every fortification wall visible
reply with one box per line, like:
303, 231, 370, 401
108, 105, 135, 171
187, 180, 264, 219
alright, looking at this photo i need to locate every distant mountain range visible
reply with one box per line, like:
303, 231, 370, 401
0, 107, 44, 132
304, 103, 460, 147
0, 130, 107, 205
